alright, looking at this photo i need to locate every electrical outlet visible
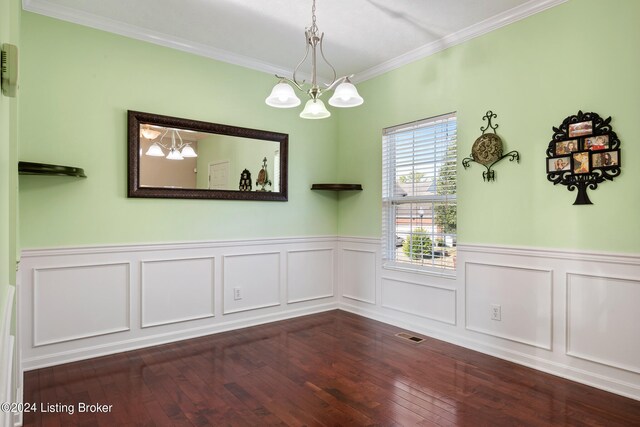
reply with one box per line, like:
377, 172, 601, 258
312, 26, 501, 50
491, 304, 501, 321
233, 287, 242, 301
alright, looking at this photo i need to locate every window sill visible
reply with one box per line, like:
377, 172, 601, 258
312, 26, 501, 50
382, 262, 457, 280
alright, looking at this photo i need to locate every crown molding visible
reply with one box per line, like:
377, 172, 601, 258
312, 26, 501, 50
353, 0, 568, 83
23, 0, 567, 84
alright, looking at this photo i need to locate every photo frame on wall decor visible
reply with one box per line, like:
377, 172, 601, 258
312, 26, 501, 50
545, 111, 621, 205
554, 139, 578, 155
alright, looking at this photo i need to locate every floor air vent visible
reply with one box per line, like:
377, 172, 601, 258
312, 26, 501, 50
395, 332, 425, 343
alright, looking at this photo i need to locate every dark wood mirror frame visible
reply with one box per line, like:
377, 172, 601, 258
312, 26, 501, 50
128, 110, 288, 201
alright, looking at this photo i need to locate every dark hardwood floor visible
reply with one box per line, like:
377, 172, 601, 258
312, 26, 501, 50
23, 310, 640, 426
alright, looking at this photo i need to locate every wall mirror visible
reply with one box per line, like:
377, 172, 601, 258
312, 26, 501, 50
128, 111, 288, 201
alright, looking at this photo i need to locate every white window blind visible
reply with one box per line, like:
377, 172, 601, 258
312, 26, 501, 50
273, 149, 280, 192
382, 112, 457, 272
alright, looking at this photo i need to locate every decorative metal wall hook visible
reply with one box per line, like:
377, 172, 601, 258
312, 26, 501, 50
462, 110, 519, 182
480, 110, 499, 133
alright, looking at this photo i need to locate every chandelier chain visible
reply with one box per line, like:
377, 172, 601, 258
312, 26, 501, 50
310, 0, 318, 36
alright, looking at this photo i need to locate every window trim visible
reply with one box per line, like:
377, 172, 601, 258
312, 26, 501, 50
382, 112, 457, 275
382, 261, 458, 279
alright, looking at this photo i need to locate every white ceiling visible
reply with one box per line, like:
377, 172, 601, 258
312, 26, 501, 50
23, 0, 566, 82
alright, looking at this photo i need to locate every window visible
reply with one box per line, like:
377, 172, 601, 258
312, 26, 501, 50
273, 149, 280, 192
382, 112, 457, 273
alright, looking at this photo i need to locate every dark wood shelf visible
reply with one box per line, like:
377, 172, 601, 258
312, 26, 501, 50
18, 161, 87, 178
311, 183, 362, 191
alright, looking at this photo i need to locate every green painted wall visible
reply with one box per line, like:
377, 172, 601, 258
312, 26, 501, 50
17, 0, 640, 254
0, 0, 10, 294
336, 0, 640, 253
1, 0, 20, 408
1, 0, 19, 294
18, 12, 339, 248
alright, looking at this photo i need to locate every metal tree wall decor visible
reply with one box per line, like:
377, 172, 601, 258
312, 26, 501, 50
462, 111, 519, 181
545, 111, 621, 205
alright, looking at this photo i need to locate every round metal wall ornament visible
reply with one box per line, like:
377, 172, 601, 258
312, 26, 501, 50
472, 133, 503, 166
463, 111, 519, 181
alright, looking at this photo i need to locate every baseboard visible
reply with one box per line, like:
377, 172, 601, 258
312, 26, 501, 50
12, 386, 21, 427
339, 302, 640, 401
22, 302, 338, 371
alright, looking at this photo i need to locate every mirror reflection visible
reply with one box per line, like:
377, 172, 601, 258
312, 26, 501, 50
139, 124, 280, 192
128, 111, 288, 201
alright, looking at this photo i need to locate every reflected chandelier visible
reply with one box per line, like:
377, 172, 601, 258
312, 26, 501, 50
265, 0, 364, 119
142, 125, 198, 160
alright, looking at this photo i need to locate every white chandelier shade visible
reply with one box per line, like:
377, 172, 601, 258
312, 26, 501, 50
142, 127, 198, 160
180, 144, 197, 158
166, 148, 184, 161
264, 0, 364, 119
145, 143, 165, 157
265, 82, 301, 108
328, 80, 364, 108
140, 125, 162, 140
299, 99, 330, 119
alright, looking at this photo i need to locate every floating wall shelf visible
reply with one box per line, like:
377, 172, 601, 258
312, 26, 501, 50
18, 161, 87, 178
311, 183, 362, 191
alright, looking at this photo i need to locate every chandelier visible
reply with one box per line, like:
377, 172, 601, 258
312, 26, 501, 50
142, 126, 198, 160
265, 0, 364, 119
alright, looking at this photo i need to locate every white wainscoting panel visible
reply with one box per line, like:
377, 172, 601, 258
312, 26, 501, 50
567, 273, 640, 374
341, 248, 376, 304
223, 252, 281, 314
17, 237, 640, 401
337, 240, 640, 399
19, 237, 339, 371
381, 277, 456, 325
141, 257, 215, 328
287, 249, 334, 303
465, 262, 552, 350
33, 263, 130, 347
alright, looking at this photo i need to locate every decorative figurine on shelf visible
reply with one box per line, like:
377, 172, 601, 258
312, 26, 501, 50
255, 157, 272, 192
545, 110, 621, 205
239, 169, 252, 191
462, 110, 519, 182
